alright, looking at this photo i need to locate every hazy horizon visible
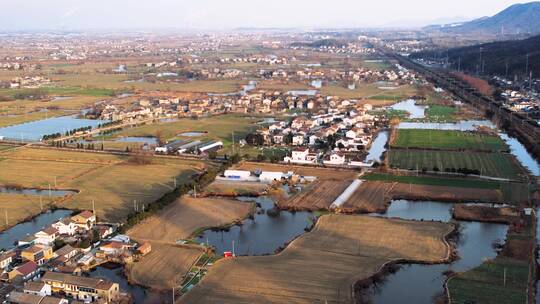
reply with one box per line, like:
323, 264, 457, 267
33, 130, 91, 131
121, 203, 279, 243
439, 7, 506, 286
0, 0, 531, 31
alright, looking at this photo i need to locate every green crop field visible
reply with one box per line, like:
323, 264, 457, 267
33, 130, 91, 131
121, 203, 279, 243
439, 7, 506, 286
388, 149, 524, 179
392, 129, 508, 152
448, 257, 529, 304
425, 105, 457, 121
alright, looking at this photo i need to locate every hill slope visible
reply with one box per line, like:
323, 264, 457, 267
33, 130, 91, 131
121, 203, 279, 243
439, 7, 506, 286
411, 35, 540, 78
428, 2, 540, 35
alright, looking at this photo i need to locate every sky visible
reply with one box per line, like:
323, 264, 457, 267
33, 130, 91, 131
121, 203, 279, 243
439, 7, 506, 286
0, 0, 530, 31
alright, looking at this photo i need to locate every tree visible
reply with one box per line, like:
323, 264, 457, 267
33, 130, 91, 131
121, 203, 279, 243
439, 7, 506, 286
155, 129, 165, 146
245, 133, 264, 146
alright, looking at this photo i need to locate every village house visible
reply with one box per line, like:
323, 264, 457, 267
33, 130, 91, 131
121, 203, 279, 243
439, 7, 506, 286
71, 211, 96, 230
0, 251, 16, 270
34, 227, 58, 246
323, 152, 347, 166
53, 245, 79, 262
51, 219, 77, 236
42, 272, 120, 303
7, 291, 67, 304
21, 245, 54, 266
8, 261, 39, 282
23, 281, 52, 296
284, 148, 319, 164
99, 241, 132, 256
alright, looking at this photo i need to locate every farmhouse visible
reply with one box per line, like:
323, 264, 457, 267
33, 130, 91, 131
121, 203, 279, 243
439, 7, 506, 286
71, 211, 96, 230
8, 261, 39, 282
323, 152, 347, 166
0, 251, 16, 270
284, 148, 319, 164
21, 245, 54, 265
42, 272, 120, 303
34, 227, 58, 246
51, 219, 77, 236
23, 281, 52, 296
7, 291, 67, 304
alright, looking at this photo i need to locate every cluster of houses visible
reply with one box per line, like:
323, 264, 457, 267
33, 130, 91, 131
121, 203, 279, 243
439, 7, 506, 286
8, 76, 51, 89
252, 103, 380, 167
0, 211, 151, 303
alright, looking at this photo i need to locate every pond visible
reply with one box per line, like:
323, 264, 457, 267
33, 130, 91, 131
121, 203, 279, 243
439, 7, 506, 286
310, 80, 322, 89
208, 81, 257, 97
397, 120, 495, 131
0, 187, 77, 197
287, 90, 318, 96
366, 200, 508, 304
365, 131, 389, 163
115, 136, 158, 145
0, 209, 73, 250
0, 116, 108, 141
390, 99, 427, 119
196, 196, 314, 256
178, 132, 206, 137
88, 263, 147, 303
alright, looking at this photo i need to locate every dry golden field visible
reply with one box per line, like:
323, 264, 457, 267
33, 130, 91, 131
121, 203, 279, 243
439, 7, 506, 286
0, 147, 205, 222
0, 193, 58, 231
203, 180, 269, 196
128, 196, 254, 243
280, 180, 351, 210
181, 215, 453, 303
340, 181, 394, 213
126, 243, 202, 290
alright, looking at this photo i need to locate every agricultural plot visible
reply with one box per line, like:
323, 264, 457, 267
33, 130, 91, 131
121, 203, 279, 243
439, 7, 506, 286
111, 114, 258, 149
0, 147, 205, 223
424, 105, 458, 121
392, 129, 507, 152
280, 180, 352, 210
128, 196, 254, 243
203, 180, 268, 196
448, 258, 529, 304
389, 149, 525, 179
181, 215, 453, 303
339, 181, 393, 213
127, 243, 203, 290
0, 193, 57, 231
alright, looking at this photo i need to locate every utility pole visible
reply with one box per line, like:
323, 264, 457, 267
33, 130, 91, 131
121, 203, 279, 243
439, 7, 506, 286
54, 176, 57, 189
92, 200, 96, 216
503, 267, 507, 286
48, 184, 51, 197
40, 196, 43, 212
232, 131, 235, 155
5, 211, 8, 226
232, 240, 235, 257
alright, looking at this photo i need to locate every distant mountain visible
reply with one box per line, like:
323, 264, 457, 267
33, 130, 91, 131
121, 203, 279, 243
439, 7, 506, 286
426, 2, 540, 35
411, 34, 540, 78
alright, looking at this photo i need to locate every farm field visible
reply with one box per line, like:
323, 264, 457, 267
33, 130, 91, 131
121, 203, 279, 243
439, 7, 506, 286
391, 129, 507, 152
321, 83, 416, 100
0, 193, 57, 231
340, 181, 393, 213
110, 114, 258, 149
181, 214, 453, 303
448, 257, 529, 304
424, 105, 458, 121
203, 180, 269, 196
364, 173, 536, 204
388, 149, 525, 179
0, 144, 17, 151
452, 205, 520, 223
0, 147, 205, 222
53, 74, 248, 94
257, 80, 311, 91
128, 196, 254, 243
127, 243, 203, 290
234, 162, 359, 181
279, 180, 352, 210
390, 183, 502, 203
